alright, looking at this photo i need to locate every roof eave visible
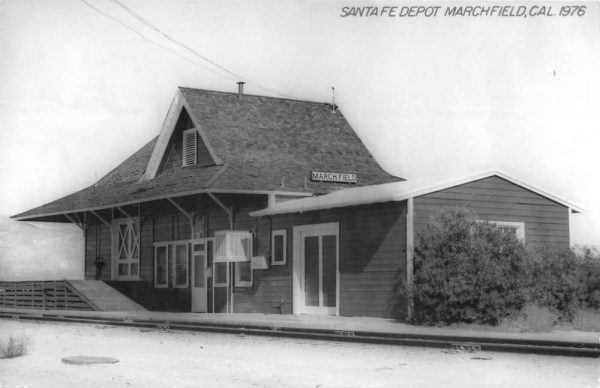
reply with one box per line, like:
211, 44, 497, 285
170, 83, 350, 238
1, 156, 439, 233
12, 188, 314, 221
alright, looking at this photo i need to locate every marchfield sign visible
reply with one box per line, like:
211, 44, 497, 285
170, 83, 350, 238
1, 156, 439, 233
311, 171, 357, 184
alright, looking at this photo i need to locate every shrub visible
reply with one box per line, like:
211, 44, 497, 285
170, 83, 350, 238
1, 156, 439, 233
523, 246, 586, 318
0, 335, 27, 359
577, 246, 600, 309
411, 207, 528, 325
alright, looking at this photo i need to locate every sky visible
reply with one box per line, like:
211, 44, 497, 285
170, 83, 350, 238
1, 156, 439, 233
0, 0, 599, 246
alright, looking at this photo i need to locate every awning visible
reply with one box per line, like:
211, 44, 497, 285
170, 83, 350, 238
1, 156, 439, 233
249, 169, 584, 217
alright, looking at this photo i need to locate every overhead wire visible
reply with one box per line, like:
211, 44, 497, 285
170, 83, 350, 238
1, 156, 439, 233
80, 0, 242, 82
81, 0, 300, 99
109, 0, 299, 99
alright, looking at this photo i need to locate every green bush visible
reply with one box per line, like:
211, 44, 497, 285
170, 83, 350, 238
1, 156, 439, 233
411, 207, 528, 325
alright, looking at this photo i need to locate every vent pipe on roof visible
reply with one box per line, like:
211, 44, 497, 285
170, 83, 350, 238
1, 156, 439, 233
237, 81, 245, 95
330, 86, 337, 112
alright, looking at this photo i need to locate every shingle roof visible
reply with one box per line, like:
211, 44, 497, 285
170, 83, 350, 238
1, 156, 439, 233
13, 87, 402, 220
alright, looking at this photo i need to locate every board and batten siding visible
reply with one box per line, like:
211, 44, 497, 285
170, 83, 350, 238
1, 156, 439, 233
269, 201, 408, 318
413, 176, 570, 247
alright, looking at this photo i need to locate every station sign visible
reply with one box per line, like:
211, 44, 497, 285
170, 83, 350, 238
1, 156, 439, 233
311, 171, 357, 184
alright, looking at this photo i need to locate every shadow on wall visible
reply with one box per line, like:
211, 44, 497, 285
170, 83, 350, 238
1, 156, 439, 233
0, 215, 84, 281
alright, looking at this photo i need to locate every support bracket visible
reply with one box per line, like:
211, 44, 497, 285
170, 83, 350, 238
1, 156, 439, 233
90, 210, 111, 228
64, 214, 85, 232
207, 192, 233, 230
116, 206, 135, 221
167, 197, 194, 237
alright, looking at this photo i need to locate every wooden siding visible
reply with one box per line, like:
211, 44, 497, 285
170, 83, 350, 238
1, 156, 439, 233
413, 176, 570, 247
270, 201, 407, 319
84, 193, 271, 312
83, 193, 407, 317
84, 215, 112, 281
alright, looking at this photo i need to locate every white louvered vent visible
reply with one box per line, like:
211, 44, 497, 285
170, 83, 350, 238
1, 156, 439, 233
182, 128, 197, 167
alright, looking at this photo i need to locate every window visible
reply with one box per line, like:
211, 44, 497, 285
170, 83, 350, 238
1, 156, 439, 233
213, 262, 229, 287
490, 221, 525, 241
235, 261, 253, 287
113, 219, 140, 280
182, 128, 197, 167
153, 241, 189, 288
154, 244, 169, 288
271, 230, 286, 266
173, 243, 189, 288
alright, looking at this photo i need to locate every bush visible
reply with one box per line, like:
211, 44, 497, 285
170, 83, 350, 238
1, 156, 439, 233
523, 246, 586, 318
0, 335, 27, 359
405, 207, 600, 327
411, 207, 528, 325
577, 246, 600, 309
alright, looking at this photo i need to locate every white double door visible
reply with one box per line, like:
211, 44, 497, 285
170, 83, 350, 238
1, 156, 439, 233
293, 223, 339, 316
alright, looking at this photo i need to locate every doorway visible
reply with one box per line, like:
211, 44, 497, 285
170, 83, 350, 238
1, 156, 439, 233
191, 238, 212, 312
292, 222, 339, 315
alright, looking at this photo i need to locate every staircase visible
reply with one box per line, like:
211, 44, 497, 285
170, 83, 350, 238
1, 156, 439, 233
67, 280, 146, 311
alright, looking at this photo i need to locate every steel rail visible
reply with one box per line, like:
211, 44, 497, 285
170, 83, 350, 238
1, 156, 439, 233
1, 311, 599, 358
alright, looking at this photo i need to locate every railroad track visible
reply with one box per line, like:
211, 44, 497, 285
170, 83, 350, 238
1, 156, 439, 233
1, 310, 599, 358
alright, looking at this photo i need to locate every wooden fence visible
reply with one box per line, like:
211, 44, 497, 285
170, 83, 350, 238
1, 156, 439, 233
0, 281, 95, 311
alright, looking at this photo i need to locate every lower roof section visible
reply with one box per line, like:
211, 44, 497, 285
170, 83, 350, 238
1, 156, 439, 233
12, 189, 312, 222
249, 169, 584, 217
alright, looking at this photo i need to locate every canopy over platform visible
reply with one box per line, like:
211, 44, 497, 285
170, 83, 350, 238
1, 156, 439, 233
250, 169, 584, 217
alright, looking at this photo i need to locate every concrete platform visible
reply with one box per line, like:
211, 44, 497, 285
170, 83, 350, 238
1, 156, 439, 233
67, 281, 146, 312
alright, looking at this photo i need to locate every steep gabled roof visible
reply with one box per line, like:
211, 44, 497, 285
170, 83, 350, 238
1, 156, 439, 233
249, 169, 584, 217
13, 87, 401, 221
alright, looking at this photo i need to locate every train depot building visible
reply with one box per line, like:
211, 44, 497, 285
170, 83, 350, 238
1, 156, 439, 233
12, 87, 582, 318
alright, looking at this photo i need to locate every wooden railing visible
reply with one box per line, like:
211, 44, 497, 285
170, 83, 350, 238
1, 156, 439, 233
0, 281, 95, 311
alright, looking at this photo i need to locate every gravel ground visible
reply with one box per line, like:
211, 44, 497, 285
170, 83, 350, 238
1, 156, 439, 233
0, 319, 598, 388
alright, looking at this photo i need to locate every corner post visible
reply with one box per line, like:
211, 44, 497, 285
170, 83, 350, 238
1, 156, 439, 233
406, 197, 414, 320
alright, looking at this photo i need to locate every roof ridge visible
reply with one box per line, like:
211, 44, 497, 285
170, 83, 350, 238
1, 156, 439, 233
178, 86, 334, 107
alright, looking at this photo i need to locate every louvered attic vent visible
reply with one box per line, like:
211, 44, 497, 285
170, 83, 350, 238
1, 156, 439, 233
182, 128, 197, 167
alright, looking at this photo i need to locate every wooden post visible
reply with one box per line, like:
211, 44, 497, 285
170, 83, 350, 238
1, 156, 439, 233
406, 198, 414, 320
64, 281, 68, 310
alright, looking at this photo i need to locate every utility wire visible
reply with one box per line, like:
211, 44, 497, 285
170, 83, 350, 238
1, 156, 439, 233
80, 0, 240, 82
108, 0, 299, 99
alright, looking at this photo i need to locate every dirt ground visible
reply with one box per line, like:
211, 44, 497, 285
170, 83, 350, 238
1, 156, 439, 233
0, 319, 599, 388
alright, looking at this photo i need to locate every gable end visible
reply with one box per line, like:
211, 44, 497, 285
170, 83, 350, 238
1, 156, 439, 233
141, 89, 222, 181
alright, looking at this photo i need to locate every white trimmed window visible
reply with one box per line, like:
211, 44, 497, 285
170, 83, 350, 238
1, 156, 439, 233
154, 244, 169, 288
235, 261, 253, 287
173, 242, 189, 288
153, 241, 189, 288
113, 218, 140, 280
271, 230, 286, 266
182, 128, 197, 167
213, 262, 229, 287
490, 221, 525, 241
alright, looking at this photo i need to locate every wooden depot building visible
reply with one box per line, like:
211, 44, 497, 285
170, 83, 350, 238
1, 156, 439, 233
12, 86, 582, 318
